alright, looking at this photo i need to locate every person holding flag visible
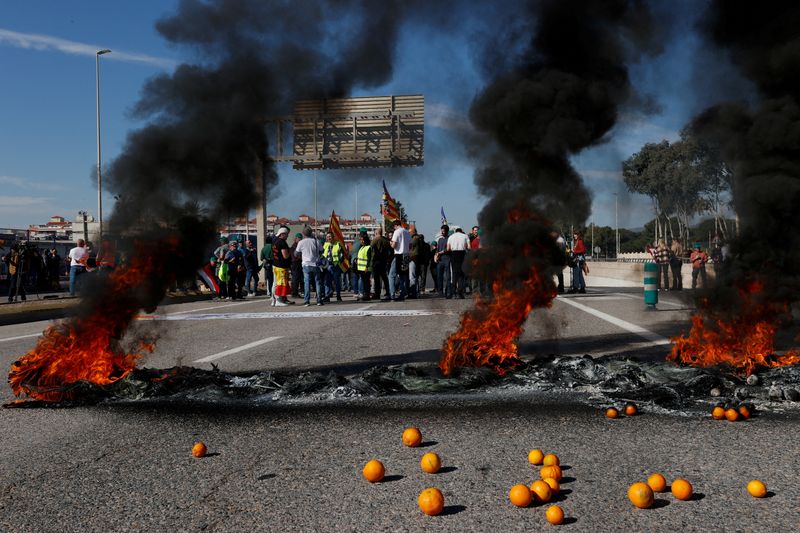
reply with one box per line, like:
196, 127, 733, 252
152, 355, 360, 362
382, 180, 401, 230
325, 211, 350, 302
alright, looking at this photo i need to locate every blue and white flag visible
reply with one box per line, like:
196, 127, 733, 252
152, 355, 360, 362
440, 207, 448, 226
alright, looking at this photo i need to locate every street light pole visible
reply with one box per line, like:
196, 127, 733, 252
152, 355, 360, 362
614, 193, 619, 258
96, 49, 111, 243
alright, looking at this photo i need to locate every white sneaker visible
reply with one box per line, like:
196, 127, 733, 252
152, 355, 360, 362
274, 300, 289, 307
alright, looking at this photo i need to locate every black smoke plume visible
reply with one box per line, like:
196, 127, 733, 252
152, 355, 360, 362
467, 0, 662, 286
687, 0, 800, 319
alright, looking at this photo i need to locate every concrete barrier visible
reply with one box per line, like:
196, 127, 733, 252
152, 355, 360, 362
582, 260, 715, 289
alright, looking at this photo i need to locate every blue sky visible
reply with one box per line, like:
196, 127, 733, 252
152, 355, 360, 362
1, 1, 728, 237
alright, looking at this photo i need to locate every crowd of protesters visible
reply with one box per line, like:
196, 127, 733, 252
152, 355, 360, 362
645, 238, 727, 290
206, 220, 485, 306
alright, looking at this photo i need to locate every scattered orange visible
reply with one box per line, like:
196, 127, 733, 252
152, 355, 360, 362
362, 459, 385, 482
671, 478, 693, 500
628, 482, 655, 509
738, 405, 751, 420
725, 408, 740, 422
624, 402, 638, 416
530, 480, 553, 503
540, 465, 563, 481
420, 452, 441, 474
712, 406, 726, 420
418, 487, 444, 516
647, 473, 667, 493
191, 442, 207, 458
509, 484, 533, 507
546, 505, 565, 525
543, 477, 560, 494
402, 427, 423, 447
747, 480, 767, 498
543, 453, 560, 466
606, 407, 619, 419
528, 449, 545, 465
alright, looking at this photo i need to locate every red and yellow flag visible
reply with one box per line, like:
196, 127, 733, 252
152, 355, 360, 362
382, 180, 400, 224
329, 210, 350, 271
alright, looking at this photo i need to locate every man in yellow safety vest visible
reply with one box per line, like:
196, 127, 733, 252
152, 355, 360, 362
322, 232, 344, 302
355, 233, 372, 301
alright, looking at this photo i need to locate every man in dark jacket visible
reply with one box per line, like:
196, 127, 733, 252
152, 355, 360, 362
370, 227, 392, 301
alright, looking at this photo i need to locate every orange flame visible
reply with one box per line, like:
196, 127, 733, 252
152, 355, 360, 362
8, 240, 176, 402
669, 280, 800, 375
439, 209, 557, 376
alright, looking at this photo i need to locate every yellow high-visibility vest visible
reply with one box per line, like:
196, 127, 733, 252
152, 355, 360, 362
357, 245, 371, 272
322, 242, 341, 265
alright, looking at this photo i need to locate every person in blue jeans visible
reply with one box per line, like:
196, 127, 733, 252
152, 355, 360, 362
294, 227, 324, 306
67, 239, 89, 296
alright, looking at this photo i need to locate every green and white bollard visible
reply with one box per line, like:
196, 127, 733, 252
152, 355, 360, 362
644, 262, 658, 309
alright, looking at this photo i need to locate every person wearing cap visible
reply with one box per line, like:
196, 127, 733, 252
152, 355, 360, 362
447, 226, 470, 299
243, 240, 260, 297
350, 227, 367, 295
271, 226, 294, 306
389, 219, 411, 301
355, 232, 373, 301
690, 243, 708, 289
290, 232, 304, 298
322, 232, 344, 302
223, 240, 244, 299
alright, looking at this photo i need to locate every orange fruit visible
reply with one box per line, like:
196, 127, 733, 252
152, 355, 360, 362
628, 482, 655, 509
546, 505, 565, 525
624, 402, 638, 416
606, 407, 619, 419
738, 405, 751, 420
528, 449, 545, 465
362, 459, 385, 482
712, 406, 726, 420
420, 452, 441, 474
540, 465, 563, 481
402, 427, 423, 447
671, 478, 693, 500
647, 473, 667, 493
543, 477, 560, 494
418, 487, 444, 516
509, 484, 533, 507
747, 480, 767, 498
543, 453, 560, 466
191, 442, 207, 458
725, 408, 739, 422
530, 479, 553, 503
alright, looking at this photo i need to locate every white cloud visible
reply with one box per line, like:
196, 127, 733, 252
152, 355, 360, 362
427, 102, 472, 132
0, 175, 66, 192
0, 195, 53, 207
577, 169, 622, 181
0, 28, 176, 69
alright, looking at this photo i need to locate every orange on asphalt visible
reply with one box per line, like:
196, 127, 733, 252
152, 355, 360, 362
546, 505, 565, 525
725, 408, 740, 422
747, 480, 767, 498
191, 442, 207, 458
418, 487, 444, 516
420, 452, 441, 474
647, 473, 667, 493
671, 478, 693, 500
540, 465, 563, 481
509, 484, 533, 507
530, 480, 553, 503
628, 482, 655, 509
362, 459, 385, 482
624, 402, 638, 416
543, 453, 560, 466
402, 427, 423, 447
712, 406, 726, 420
528, 449, 545, 465
543, 477, 560, 494
738, 405, 751, 420
606, 407, 620, 419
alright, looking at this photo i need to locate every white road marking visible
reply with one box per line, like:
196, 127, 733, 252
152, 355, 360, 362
0, 332, 41, 343
193, 336, 282, 363
616, 292, 685, 308
557, 297, 670, 345
139, 309, 454, 321
355, 303, 376, 311
168, 299, 258, 316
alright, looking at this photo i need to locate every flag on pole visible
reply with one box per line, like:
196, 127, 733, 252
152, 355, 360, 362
440, 206, 449, 226
382, 180, 400, 223
328, 210, 351, 271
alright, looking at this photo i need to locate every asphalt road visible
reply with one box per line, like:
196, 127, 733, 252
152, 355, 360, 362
1, 286, 798, 532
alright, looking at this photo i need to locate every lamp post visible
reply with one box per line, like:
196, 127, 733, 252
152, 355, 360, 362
614, 193, 619, 258
96, 49, 111, 242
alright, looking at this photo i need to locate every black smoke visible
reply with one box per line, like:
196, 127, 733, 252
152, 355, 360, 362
466, 0, 663, 285
688, 0, 800, 316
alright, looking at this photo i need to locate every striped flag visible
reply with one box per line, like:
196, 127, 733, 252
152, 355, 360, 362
198, 263, 220, 294
382, 179, 400, 223
328, 210, 351, 271
440, 206, 448, 226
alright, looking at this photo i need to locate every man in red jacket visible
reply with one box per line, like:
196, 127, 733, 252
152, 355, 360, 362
569, 231, 587, 294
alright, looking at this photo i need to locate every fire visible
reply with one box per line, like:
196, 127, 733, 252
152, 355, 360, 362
439, 209, 558, 376
8, 240, 175, 402
669, 280, 800, 375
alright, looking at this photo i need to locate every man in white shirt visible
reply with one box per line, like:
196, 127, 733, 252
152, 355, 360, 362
294, 227, 324, 306
388, 219, 411, 301
67, 239, 89, 296
447, 226, 470, 299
